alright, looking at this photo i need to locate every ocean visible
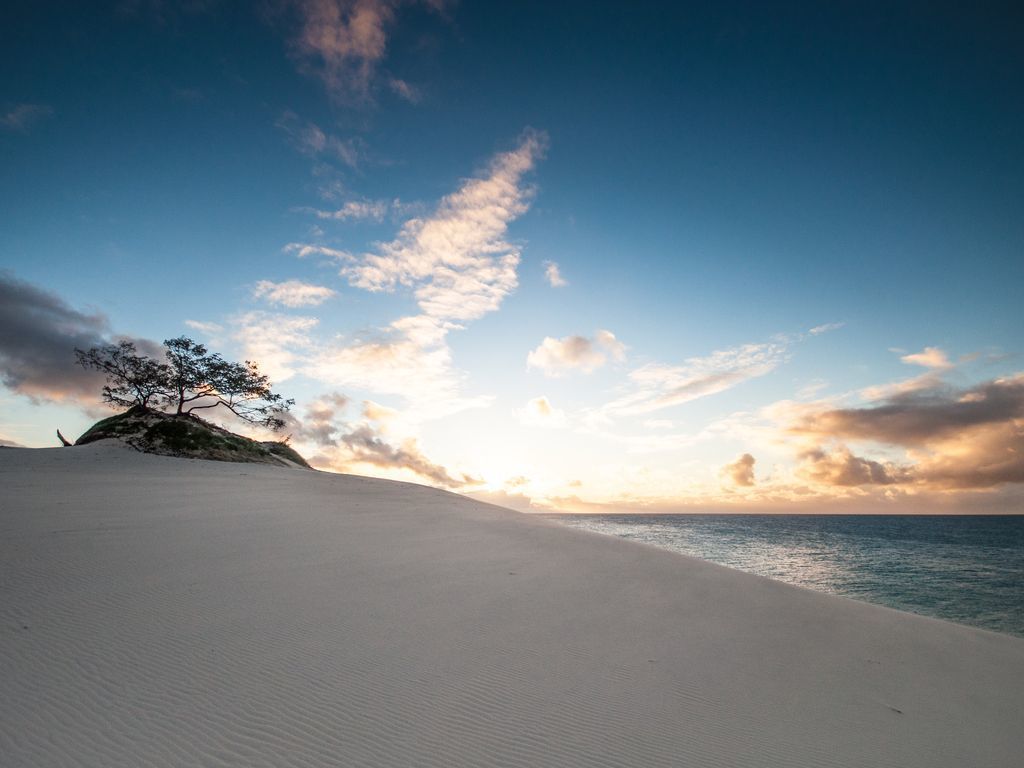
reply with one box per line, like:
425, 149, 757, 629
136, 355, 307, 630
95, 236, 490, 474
546, 514, 1024, 638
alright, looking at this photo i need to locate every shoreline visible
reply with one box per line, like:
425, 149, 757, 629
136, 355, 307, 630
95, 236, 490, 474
543, 512, 1024, 639
4, 444, 1024, 767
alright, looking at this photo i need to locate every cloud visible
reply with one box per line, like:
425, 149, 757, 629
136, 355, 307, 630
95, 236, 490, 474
809, 322, 844, 336
275, 110, 362, 167
0, 272, 113, 402
280, 392, 351, 445
793, 376, 1024, 446
599, 339, 788, 418
252, 279, 337, 307
284, 242, 353, 261
338, 424, 480, 487
388, 77, 421, 102
901, 346, 953, 370
341, 129, 547, 323
310, 199, 391, 221
232, 311, 319, 382
527, 330, 625, 377
285, 391, 477, 487
362, 399, 398, 423
789, 374, 1024, 489
284, 0, 444, 102
0, 103, 53, 133
518, 395, 567, 427
303, 131, 546, 415
184, 319, 225, 335
543, 260, 567, 287
722, 453, 756, 487
796, 446, 906, 486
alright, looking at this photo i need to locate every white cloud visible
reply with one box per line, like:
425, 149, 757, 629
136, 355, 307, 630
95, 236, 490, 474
284, 242, 353, 261
312, 199, 391, 221
517, 395, 567, 428
340, 129, 547, 323
232, 311, 319, 382
809, 322, 844, 336
288, 132, 546, 419
527, 329, 626, 377
543, 260, 567, 287
184, 319, 224, 335
901, 346, 953, 370
252, 279, 337, 307
598, 340, 788, 418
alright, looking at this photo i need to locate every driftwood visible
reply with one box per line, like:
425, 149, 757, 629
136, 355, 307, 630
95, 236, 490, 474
57, 429, 72, 447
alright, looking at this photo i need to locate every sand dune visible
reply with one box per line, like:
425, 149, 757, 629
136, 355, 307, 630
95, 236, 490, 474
2, 444, 1023, 767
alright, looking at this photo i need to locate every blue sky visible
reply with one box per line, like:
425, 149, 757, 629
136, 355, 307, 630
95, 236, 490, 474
2, 1, 1023, 512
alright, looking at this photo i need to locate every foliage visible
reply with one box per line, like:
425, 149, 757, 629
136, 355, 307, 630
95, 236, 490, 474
74, 407, 311, 468
74, 341, 169, 409
75, 336, 294, 430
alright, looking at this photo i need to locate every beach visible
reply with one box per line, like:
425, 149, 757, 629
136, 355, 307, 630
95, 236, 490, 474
3, 443, 1023, 768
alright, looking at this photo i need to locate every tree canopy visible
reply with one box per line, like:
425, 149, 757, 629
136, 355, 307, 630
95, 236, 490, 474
75, 337, 294, 430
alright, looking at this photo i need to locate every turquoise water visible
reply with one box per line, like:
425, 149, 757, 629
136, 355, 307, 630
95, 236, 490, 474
547, 515, 1024, 637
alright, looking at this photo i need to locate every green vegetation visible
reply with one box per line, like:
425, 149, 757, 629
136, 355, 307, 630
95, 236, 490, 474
76, 407, 311, 468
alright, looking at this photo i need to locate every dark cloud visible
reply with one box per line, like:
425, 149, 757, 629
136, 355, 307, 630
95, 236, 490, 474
287, 391, 478, 488
793, 377, 1024, 446
722, 453, 756, 486
797, 446, 907, 486
339, 424, 480, 488
790, 375, 1024, 490
0, 272, 109, 402
0, 273, 162, 405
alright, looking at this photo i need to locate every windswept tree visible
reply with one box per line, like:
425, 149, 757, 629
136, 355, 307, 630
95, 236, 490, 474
75, 336, 294, 430
162, 336, 294, 430
74, 340, 169, 410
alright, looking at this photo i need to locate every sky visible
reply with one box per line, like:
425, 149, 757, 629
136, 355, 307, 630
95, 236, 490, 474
1, 1, 1023, 513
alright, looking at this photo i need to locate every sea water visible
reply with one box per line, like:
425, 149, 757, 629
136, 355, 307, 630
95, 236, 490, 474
547, 514, 1024, 637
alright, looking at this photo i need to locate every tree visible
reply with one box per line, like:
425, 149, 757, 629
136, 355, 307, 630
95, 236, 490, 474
75, 340, 170, 410
75, 336, 294, 430
161, 336, 294, 430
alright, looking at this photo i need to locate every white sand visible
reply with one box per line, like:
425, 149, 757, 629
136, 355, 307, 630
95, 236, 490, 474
2, 444, 1023, 768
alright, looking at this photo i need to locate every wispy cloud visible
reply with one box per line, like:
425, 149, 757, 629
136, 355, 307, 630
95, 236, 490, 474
527, 330, 625, 377
543, 260, 567, 287
284, 0, 445, 102
598, 339, 789, 419
0, 103, 53, 133
303, 131, 547, 414
275, 110, 363, 167
387, 77, 421, 102
232, 311, 319, 382
285, 392, 479, 487
900, 346, 953, 370
517, 395, 567, 428
809, 322, 844, 336
341, 129, 547, 323
284, 242, 353, 261
252, 279, 337, 307
308, 199, 392, 221
184, 319, 225, 335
